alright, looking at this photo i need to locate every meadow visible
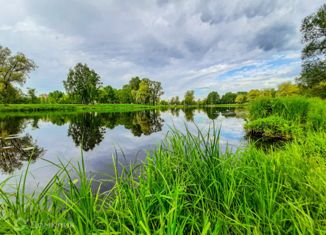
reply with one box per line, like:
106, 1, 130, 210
0, 96, 325, 234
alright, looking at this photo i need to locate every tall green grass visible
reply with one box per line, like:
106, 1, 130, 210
247, 97, 326, 142
249, 96, 326, 127
0, 125, 325, 234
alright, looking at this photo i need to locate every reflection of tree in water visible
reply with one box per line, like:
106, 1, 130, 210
133, 111, 163, 136
0, 116, 26, 138
100, 111, 164, 137
201, 107, 237, 120
182, 108, 195, 122
170, 108, 180, 117
0, 117, 44, 174
68, 113, 106, 151
203, 107, 220, 120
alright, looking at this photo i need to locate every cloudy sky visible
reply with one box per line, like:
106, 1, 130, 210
0, 0, 324, 98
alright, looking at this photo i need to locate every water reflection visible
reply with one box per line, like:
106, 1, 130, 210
0, 117, 44, 174
0, 108, 245, 176
68, 113, 106, 151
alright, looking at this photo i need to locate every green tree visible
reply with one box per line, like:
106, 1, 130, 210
129, 76, 141, 90
170, 96, 180, 105
235, 94, 247, 104
0, 46, 36, 104
117, 85, 132, 103
148, 80, 164, 105
98, 85, 118, 103
136, 79, 151, 104
297, 4, 326, 97
220, 92, 237, 104
277, 82, 300, 97
184, 90, 195, 105
27, 88, 39, 104
206, 91, 220, 105
63, 63, 102, 104
247, 89, 262, 102
129, 77, 141, 102
261, 88, 276, 98
48, 90, 65, 103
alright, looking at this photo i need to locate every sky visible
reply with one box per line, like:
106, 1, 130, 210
0, 0, 324, 98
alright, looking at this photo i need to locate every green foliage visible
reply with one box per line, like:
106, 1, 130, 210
247, 97, 326, 144
206, 91, 220, 104
235, 94, 247, 104
249, 97, 311, 123
183, 90, 195, 105
136, 79, 150, 104
26, 88, 39, 104
169, 96, 180, 105
307, 98, 326, 130
276, 82, 300, 97
0, 103, 157, 113
245, 116, 298, 141
97, 85, 118, 103
48, 90, 65, 104
63, 63, 102, 104
247, 89, 261, 101
148, 80, 164, 105
297, 4, 326, 97
220, 92, 237, 104
0, 45, 37, 104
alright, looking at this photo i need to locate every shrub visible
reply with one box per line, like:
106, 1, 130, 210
245, 116, 299, 141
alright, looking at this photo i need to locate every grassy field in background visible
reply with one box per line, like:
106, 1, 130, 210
0, 96, 325, 234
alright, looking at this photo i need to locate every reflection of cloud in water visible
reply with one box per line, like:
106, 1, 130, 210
0, 108, 246, 192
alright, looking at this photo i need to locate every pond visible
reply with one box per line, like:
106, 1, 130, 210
0, 107, 246, 192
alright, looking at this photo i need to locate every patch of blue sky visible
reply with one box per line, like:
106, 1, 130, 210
218, 56, 300, 80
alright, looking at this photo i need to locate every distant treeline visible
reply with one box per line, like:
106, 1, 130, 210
166, 81, 301, 105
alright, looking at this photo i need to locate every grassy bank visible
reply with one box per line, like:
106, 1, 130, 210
0, 97, 325, 234
0, 103, 244, 113
0, 103, 156, 113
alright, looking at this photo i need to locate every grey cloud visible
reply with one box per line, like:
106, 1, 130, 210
253, 23, 296, 51
0, 0, 325, 97
198, 0, 279, 24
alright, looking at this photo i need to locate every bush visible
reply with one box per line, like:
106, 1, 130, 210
245, 116, 299, 141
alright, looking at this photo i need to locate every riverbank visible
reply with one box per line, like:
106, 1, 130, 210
0, 103, 245, 113
0, 104, 245, 116
0, 97, 324, 234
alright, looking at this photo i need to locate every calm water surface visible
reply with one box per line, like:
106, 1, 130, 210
0, 107, 246, 191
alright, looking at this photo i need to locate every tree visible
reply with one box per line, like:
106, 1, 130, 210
97, 85, 118, 103
129, 77, 141, 102
129, 76, 141, 90
117, 85, 133, 103
0, 46, 36, 104
170, 96, 180, 105
136, 79, 150, 104
235, 94, 247, 104
148, 80, 164, 105
206, 91, 220, 105
27, 88, 39, 103
277, 82, 300, 97
220, 92, 237, 104
247, 89, 262, 101
48, 90, 65, 103
63, 63, 102, 104
297, 4, 326, 97
184, 90, 195, 105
